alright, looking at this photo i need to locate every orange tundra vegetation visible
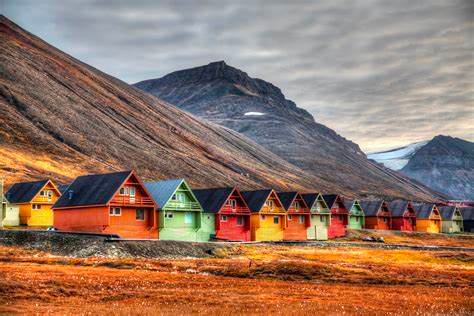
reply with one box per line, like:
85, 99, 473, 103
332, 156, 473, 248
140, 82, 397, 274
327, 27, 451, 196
0, 243, 473, 315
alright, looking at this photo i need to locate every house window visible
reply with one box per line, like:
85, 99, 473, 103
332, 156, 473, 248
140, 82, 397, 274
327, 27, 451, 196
184, 212, 193, 224
172, 193, 186, 202
339, 215, 344, 221
110, 207, 121, 216
119, 186, 136, 196
40, 190, 53, 200
32, 204, 41, 210
273, 216, 279, 224
228, 199, 237, 209
261, 215, 266, 221
320, 215, 325, 222
237, 216, 243, 226
266, 200, 273, 208
221, 215, 228, 222
165, 212, 173, 219
294, 201, 300, 210
316, 204, 321, 212
288, 215, 293, 221
298, 215, 304, 224
383, 217, 387, 223
136, 209, 145, 221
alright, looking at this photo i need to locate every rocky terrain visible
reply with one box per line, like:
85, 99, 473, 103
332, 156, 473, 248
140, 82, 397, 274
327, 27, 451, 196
0, 15, 331, 192
134, 61, 441, 200
401, 136, 474, 200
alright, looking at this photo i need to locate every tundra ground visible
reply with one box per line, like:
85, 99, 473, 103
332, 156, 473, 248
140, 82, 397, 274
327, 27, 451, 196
1, 237, 473, 315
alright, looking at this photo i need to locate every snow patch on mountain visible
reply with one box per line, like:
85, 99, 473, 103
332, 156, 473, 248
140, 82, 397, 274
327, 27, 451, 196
244, 112, 266, 116
368, 141, 429, 170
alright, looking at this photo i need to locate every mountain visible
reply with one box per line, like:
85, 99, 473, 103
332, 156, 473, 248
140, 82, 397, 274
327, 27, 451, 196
134, 61, 440, 200
401, 136, 474, 200
367, 141, 429, 170
0, 15, 332, 192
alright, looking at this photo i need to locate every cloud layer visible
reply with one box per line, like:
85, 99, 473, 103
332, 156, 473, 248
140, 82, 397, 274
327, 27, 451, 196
3, 0, 473, 151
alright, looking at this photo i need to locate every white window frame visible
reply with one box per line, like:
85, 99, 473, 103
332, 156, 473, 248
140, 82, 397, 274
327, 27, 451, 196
110, 207, 121, 216
136, 209, 145, 221
229, 199, 237, 209
320, 215, 325, 222
260, 215, 266, 221
267, 200, 273, 208
294, 201, 299, 210
288, 215, 293, 221
165, 212, 174, 219
32, 204, 41, 210
221, 215, 228, 222
236, 216, 243, 226
298, 215, 305, 224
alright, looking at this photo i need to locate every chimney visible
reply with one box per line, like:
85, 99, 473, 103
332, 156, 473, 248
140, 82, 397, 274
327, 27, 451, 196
68, 189, 74, 200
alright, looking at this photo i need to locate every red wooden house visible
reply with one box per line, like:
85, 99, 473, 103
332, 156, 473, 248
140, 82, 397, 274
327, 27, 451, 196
322, 194, 348, 238
360, 200, 392, 230
193, 187, 251, 241
53, 171, 157, 239
389, 200, 416, 231
277, 192, 310, 241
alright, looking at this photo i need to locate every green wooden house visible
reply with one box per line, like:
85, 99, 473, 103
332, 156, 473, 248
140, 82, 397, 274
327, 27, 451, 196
145, 179, 211, 242
344, 199, 365, 229
302, 193, 330, 240
439, 205, 463, 233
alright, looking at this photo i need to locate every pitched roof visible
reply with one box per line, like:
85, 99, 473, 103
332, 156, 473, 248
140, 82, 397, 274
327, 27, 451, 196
6, 179, 50, 204
359, 200, 384, 216
57, 183, 71, 194
461, 207, 474, 221
277, 192, 299, 211
389, 200, 410, 217
438, 206, 459, 220
241, 189, 272, 213
322, 194, 339, 208
413, 203, 436, 219
302, 193, 318, 208
193, 187, 234, 213
145, 179, 186, 209
53, 171, 132, 208
343, 199, 355, 212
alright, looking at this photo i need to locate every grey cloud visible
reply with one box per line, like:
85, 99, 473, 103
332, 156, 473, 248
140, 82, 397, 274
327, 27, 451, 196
2, 0, 473, 152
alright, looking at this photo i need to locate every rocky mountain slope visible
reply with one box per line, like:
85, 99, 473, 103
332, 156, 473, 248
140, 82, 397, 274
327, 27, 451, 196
134, 61, 440, 200
400, 136, 474, 200
0, 15, 332, 192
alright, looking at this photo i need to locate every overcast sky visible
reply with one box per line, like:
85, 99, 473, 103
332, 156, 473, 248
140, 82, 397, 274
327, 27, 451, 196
2, 0, 473, 152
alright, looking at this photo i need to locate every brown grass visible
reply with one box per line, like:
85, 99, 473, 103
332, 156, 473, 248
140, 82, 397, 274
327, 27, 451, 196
0, 244, 473, 315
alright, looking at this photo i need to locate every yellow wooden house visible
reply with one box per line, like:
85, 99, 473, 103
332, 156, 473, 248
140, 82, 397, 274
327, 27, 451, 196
413, 203, 441, 233
241, 189, 286, 241
6, 179, 61, 227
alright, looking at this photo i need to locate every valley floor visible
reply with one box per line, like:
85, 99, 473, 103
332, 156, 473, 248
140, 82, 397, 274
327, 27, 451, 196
1, 234, 473, 315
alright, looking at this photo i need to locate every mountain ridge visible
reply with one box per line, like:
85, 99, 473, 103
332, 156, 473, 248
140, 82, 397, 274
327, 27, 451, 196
134, 61, 440, 200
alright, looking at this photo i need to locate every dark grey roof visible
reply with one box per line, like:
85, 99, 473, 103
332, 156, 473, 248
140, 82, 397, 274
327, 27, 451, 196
359, 200, 384, 216
322, 194, 339, 209
193, 187, 234, 213
277, 192, 298, 211
343, 199, 355, 212
6, 179, 50, 204
389, 200, 410, 217
302, 193, 318, 208
145, 179, 185, 209
461, 207, 474, 220
53, 171, 131, 208
438, 206, 458, 220
413, 203, 436, 219
57, 184, 71, 194
241, 189, 272, 213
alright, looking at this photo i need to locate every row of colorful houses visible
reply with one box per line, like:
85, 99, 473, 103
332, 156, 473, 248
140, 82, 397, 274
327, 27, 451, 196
1, 171, 472, 241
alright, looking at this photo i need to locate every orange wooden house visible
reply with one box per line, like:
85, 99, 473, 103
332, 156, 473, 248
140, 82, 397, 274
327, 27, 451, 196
277, 192, 310, 241
360, 200, 392, 230
53, 171, 157, 239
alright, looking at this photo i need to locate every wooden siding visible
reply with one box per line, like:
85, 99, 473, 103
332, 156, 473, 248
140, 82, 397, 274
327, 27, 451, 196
308, 214, 329, 240
348, 215, 364, 229
215, 214, 250, 241
54, 206, 109, 233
